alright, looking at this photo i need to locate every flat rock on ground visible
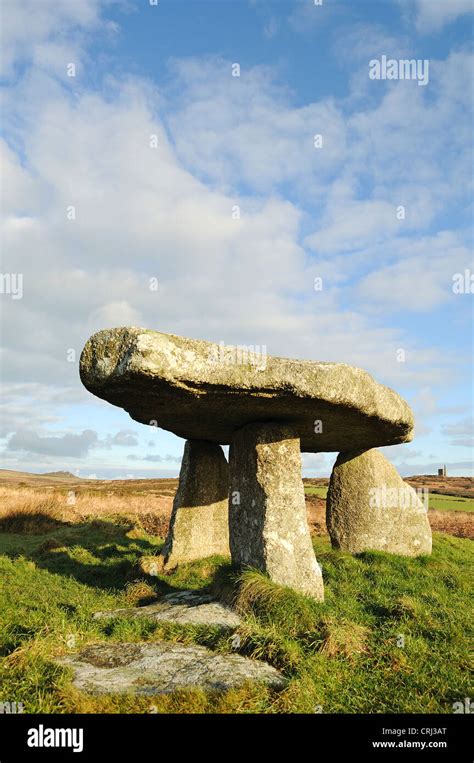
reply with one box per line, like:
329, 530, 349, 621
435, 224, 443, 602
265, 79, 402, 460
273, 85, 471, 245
80, 327, 414, 451
93, 590, 241, 629
56, 641, 286, 695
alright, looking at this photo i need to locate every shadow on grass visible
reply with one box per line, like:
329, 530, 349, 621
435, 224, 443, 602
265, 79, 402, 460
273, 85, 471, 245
0, 510, 66, 535
0, 515, 178, 594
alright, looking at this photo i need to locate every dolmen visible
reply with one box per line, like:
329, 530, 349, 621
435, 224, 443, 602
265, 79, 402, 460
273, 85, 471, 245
80, 327, 432, 602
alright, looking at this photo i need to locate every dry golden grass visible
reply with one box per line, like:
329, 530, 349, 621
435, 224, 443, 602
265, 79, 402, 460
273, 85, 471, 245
1, 481, 472, 541
305, 495, 328, 535
0, 485, 173, 534
428, 509, 474, 539
124, 580, 159, 606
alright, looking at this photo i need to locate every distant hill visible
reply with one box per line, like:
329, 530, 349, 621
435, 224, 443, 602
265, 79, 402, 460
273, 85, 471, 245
0, 469, 178, 493
406, 475, 474, 499
41, 471, 79, 479
0, 469, 84, 486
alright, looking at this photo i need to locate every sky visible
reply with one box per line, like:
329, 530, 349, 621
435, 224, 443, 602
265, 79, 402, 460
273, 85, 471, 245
0, 0, 473, 480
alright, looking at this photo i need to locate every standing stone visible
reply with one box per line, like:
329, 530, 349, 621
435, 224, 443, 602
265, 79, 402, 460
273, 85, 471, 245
160, 440, 230, 569
327, 448, 432, 556
229, 423, 324, 601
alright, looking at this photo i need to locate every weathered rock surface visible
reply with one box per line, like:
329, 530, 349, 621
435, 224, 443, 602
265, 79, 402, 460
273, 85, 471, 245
56, 641, 286, 695
326, 448, 432, 556
93, 590, 240, 629
160, 440, 229, 568
229, 423, 324, 600
80, 327, 414, 451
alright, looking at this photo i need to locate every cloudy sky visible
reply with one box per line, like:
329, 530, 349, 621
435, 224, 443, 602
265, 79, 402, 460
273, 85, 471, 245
1, 0, 473, 479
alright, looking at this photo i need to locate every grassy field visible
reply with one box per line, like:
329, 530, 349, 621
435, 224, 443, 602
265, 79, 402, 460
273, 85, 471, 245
304, 486, 329, 498
426, 494, 474, 513
0, 498, 472, 714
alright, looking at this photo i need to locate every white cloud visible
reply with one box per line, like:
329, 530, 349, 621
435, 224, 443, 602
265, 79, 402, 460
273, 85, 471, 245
288, 0, 335, 35
398, 0, 474, 33
380, 444, 425, 463
0, 8, 472, 473
108, 430, 139, 447
442, 418, 474, 447
442, 418, 473, 436
89, 301, 144, 330
166, 51, 473, 265
356, 232, 473, 312
301, 452, 330, 477
166, 57, 348, 197
0, 0, 111, 78
0, 382, 86, 437
127, 453, 182, 463
305, 199, 404, 254
6, 428, 98, 457
263, 17, 279, 39
0, 58, 461, 408
449, 438, 474, 448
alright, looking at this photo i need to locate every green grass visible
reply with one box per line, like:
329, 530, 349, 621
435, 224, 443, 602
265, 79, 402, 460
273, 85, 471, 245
304, 486, 328, 498
303, 486, 474, 513
0, 518, 472, 714
427, 494, 474, 513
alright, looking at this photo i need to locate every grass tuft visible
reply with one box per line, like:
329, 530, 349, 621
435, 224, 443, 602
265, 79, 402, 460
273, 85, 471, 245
317, 617, 370, 659
124, 580, 158, 606
234, 570, 322, 637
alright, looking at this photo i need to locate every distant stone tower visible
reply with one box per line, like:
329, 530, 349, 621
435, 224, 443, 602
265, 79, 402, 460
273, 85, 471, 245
438, 465, 447, 476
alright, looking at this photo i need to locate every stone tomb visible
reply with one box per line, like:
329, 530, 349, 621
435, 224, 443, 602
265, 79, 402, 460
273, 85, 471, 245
80, 327, 432, 601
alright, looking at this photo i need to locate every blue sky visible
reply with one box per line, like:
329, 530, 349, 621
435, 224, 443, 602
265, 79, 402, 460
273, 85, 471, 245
0, 0, 473, 479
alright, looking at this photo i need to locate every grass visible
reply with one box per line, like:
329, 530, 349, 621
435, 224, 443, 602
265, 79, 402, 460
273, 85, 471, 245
427, 494, 474, 513
304, 486, 328, 498
0, 509, 472, 714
